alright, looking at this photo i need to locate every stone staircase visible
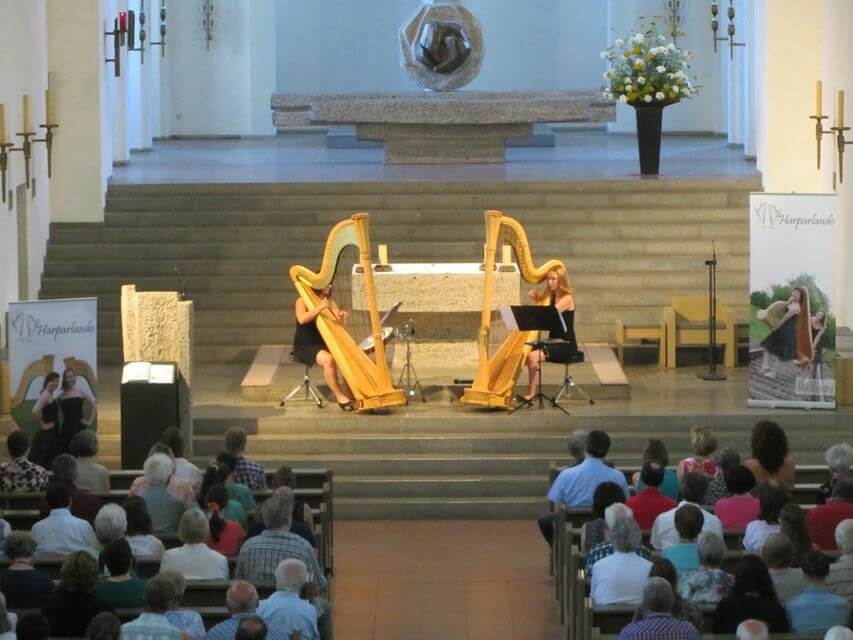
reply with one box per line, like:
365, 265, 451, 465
39, 177, 758, 365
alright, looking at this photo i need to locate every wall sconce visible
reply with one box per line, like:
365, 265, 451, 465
710, 1, 745, 59
150, 0, 167, 57
0, 104, 13, 204
809, 81, 835, 171
201, 0, 214, 51
9, 95, 36, 192
104, 15, 124, 77
666, 0, 684, 45
33, 75, 59, 180
128, 5, 146, 64
831, 90, 851, 183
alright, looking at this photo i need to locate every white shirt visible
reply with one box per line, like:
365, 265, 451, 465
32, 508, 98, 556
591, 551, 653, 606
743, 520, 781, 552
650, 500, 724, 550
159, 543, 228, 580
174, 458, 203, 495
127, 534, 166, 560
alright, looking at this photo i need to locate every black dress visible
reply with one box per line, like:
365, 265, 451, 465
292, 317, 327, 366
811, 325, 824, 365
58, 396, 86, 454
545, 308, 580, 362
760, 305, 798, 361
29, 399, 59, 469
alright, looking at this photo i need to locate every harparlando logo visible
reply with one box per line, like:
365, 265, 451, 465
11, 313, 95, 342
753, 202, 835, 231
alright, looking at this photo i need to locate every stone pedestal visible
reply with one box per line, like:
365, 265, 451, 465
351, 263, 519, 369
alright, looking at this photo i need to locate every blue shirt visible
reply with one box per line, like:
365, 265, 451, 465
205, 613, 288, 640
546, 458, 629, 507
637, 469, 679, 500
617, 612, 700, 640
785, 585, 851, 633
257, 591, 319, 640
661, 543, 700, 575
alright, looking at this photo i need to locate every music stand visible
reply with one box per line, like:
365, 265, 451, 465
501, 305, 571, 416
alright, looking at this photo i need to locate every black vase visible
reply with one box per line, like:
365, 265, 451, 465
633, 103, 665, 175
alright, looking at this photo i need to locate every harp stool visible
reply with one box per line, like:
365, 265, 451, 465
552, 350, 595, 406
280, 353, 324, 409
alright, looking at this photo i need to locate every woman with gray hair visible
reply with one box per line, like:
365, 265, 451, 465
159, 571, 206, 640
69, 431, 110, 493
591, 517, 653, 606
94, 504, 127, 546
159, 508, 229, 580
0, 531, 55, 608
138, 453, 188, 534
762, 532, 807, 602
682, 532, 734, 603
817, 443, 853, 505
826, 519, 853, 599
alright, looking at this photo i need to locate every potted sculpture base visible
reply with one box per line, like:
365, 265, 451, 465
633, 103, 665, 176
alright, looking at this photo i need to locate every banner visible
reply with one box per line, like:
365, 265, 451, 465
8, 298, 98, 433
748, 193, 838, 409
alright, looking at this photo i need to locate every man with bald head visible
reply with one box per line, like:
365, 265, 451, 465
204, 581, 287, 640
736, 619, 769, 640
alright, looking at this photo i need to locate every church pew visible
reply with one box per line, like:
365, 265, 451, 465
591, 633, 822, 640
179, 580, 275, 607
587, 600, 717, 634
11, 607, 230, 627
0, 556, 239, 580
107, 468, 331, 492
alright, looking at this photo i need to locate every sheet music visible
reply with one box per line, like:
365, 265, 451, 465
380, 301, 402, 327
121, 362, 151, 383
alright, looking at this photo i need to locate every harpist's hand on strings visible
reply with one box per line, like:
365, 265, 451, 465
316, 298, 330, 312
528, 289, 538, 302
338, 310, 349, 325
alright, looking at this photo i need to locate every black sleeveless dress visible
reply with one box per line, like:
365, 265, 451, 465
29, 400, 59, 469
811, 325, 824, 365
545, 308, 580, 362
292, 318, 327, 365
58, 396, 86, 454
761, 306, 798, 361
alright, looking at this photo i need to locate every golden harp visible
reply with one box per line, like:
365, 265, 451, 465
289, 213, 405, 411
462, 210, 566, 409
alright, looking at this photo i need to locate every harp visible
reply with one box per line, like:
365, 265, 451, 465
462, 210, 566, 409
289, 213, 405, 411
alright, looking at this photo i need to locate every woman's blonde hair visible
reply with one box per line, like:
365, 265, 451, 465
535, 265, 573, 302
690, 425, 718, 457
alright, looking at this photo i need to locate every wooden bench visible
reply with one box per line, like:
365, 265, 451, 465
663, 296, 747, 368
0, 556, 239, 580
614, 320, 666, 367
11, 607, 230, 627
107, 468, 331, 491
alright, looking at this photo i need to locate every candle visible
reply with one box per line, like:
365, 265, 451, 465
816, 80, 822, 117
0, 104, 5, 145
839, 90, 845, 129
502, 244, 512, 265
378, 244, 388, 266
22, 94, 30, 132
46, 73, 56, 125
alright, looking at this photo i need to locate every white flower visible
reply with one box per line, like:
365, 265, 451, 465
637, 76, 646, 85
624, 84, 632, 92
675, 70, 685, 78
667, 43, 676, 51
635, 33, 645, 43
619, 95, 628, 103
603, 71, 609, 79
600, 51, 609, 59
615, 38, 624, 47
683, 88, 691, 97
657, 35, 666, 43
655, 91, 665, 101
656, 66, 667, 74
624, 76, 632, 83
643, 94, 653, 103
682, 61, 688, 67
672, 85, 680, 94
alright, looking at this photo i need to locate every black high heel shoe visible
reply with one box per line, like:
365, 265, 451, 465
338, 400, 357, 412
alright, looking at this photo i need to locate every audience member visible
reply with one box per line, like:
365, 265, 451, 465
714, 464, 759, 528
17, 612, 50, 640
129, 443, 196, 503
160, 426, 203, 494
565, 429, 589, 467
160, 571, 206, 640
617, 577, 699, 640
271, 465, 316, 534
39, 454, 101, 525
0, 532, 55, 608
785, 550, 851, 634
735, 619, 769, 640
120, 574, 183, 640
138, 453, 188, 534
663, 505, 703, 575
743, 481, 788, 552
236, 616, 268, 640
585, 503, 652, 576
826, 519, 853, 600
0, 431, 49, 492
633, 439, 679, 500
650, 472, 723, 550
257, 559, 320, 640
86, 612, 121, 640
236, 488, 326, 592
246, 487, 316, 549
94, 538, 145, 609
539, 430, 628, 545
678, 426, 722, 482
626, 463, 677, 530
69, 431, 110, 493
682, 532, 733, 604
199, 465, 249, 529
807, 477, 853, 550
216, 451, 257, 516
713, 555, 790, 633
591, 517, 652, 606
159, 509, 229, 580
32, 483, 98, 556
41, 551, 113, 637
817, 443, 853, 505
224, 427, 267, 490
780, 502, 814, 566
634, 557, 702, 630
744, 420, 795, 488
825, 627, 853, 640
706, 448, 742, 505
205, 581, 288, 640
124, 496, 166, 560
205, 485, 246, 557
94, 503, 127, 547
582, 481, 627, 553
0, 594, 14, 640
762, 533, 807, 602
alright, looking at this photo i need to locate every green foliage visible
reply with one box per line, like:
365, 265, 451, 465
750, 290, 771, 309
758, 273, 836, 349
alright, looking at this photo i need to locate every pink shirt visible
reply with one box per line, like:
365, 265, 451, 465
713, 495, 760, 529
682, 457, 722, 480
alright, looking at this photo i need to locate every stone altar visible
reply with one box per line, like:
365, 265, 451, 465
271, 91, 615, 164
350, 262, 520, 370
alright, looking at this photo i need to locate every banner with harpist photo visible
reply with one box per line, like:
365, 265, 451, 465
748, 193, 838, 409
8, 298, 98, 436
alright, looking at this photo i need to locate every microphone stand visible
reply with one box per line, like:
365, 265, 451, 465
699, 242, 726, 381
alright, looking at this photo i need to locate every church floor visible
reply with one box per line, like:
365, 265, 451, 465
330, 520, 560, 640
113, 130, 757, 184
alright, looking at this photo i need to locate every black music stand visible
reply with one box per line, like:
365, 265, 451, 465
503, 305, 571, 416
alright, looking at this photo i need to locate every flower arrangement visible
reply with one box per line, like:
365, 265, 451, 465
601, 22, 697, 107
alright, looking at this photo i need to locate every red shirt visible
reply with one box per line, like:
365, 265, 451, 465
626, 486, 677, 530
806, 500, 853, 550
206, 520, 246, 557
714, 495, 760, 529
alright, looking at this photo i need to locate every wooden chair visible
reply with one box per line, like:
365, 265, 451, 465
663, 296, 744, 368
614, 320, 666, 367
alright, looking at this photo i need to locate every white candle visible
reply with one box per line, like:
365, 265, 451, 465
378, 244, 388, 266
0, 104, 5, 144
816, 80, 822, 117
502, 244, 512, 265
839, 90, 846, 129
22, 94, 30, 132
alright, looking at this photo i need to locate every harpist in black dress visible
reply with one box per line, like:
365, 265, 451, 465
57, 367, 97, 455
29, 372, 61, 469
292, 287, 355, 409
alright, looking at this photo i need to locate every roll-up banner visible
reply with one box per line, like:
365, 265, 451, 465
748, 193, 837, 409
8, 298, 98, 432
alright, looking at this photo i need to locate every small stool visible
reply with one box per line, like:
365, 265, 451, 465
553, 351, 595, 406
280, 354, 324, 408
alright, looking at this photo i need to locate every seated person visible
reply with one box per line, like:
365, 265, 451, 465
94, 503, 127, 548
198, 465, 249, 530
94, 539, 145, 609
224, 427, 267, 490
204, 485, 246, 557
138, 453, 188, 534
216, 451, 257, 517
86, 612, 121, 640
650, 472, 723, 550
806, 477, 853, 550
785, 550, 851, 634
582, 482, 627, 554
761, 533, 807, 602
744, 420, 795, 489
32, 482, 98, 556
591, 517, 652, 606
160, 571, 206, 640
38, 454, 101, 525
16, 613, 50, 640
0, 431, 50, 493
826, 519, 853, 600
681, 531, 733, 604
159, 508, 229, 580
662, 504, 703, 575
257, 560, 320, 640
0, 532, 55, 608
816, 443, 853, 505
632, 439, 679, 500
617, 578, 699, 640
124, 496, 166, 560
161, 427, 203, 494
626, 462, 677, 530
714, 464, 759, 529
69, 431, 110, 494
120, 574, 183, 640
677, 426, 722, 483
743, 481, 789, 552
129, 443, 195, 503
713, 555, 790, 633
632, 557, 702, 631
705, 448, 742, 505
41, 552, 114, 637
585, 503, 652, 577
